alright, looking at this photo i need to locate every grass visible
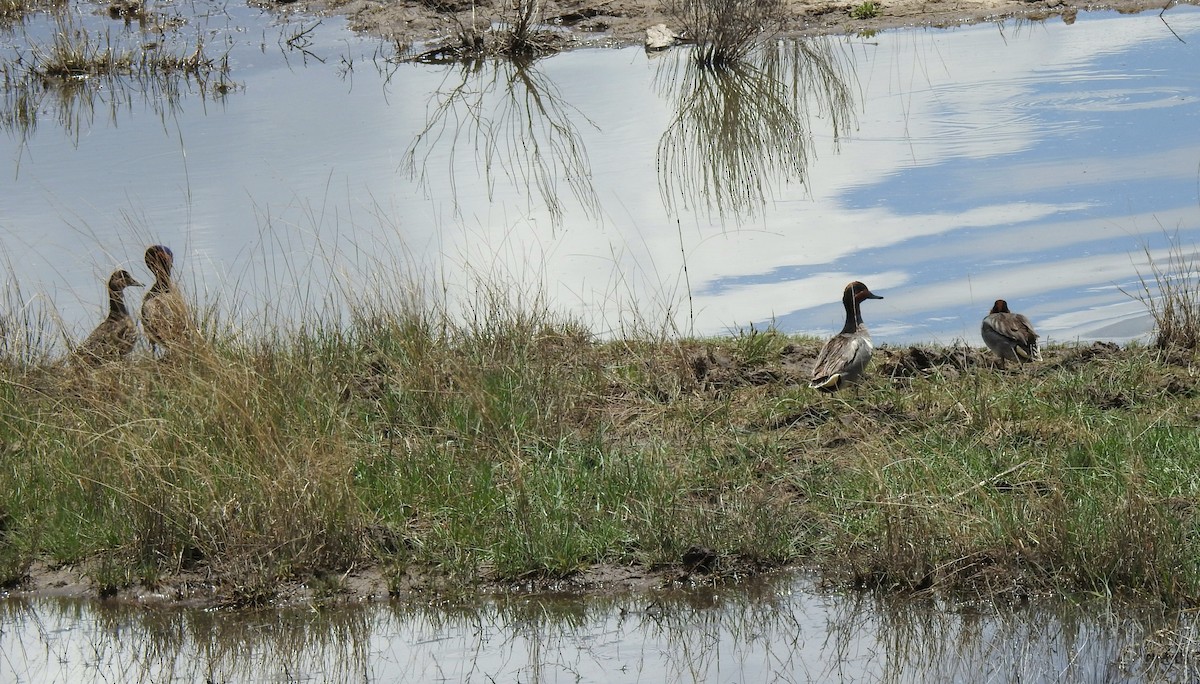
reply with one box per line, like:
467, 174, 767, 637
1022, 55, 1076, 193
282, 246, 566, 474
0, 0, 66, 27
1128, 235, 1200, 351
850, 1, 880, 20
0, 17, 234, 141
408, 0, 570, 62
665, 0, 786, 66
26, 22, 222, 79
2, 268, 1200, 606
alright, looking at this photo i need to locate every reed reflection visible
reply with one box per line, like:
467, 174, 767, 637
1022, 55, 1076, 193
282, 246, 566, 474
0, 597, 377, 682
823, 590, 1186, 683
6, 578, 1200, 682
655, 38, 856, 218
402, 56, 600, 228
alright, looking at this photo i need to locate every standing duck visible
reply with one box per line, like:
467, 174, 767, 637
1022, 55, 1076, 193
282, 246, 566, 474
140, 244, 193, 356
981, 299, 1040, 365
809, 281, 884, 392
74, 269, 143, 365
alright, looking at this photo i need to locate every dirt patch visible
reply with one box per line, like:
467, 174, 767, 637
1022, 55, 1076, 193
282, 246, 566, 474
4, 554, 762, 608
271, 0, 1191, 52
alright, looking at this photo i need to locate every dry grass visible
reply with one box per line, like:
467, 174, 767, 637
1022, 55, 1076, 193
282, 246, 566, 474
1127, 237, 1200, 350
1, 273, 1200, 605
665, 0, 786, 66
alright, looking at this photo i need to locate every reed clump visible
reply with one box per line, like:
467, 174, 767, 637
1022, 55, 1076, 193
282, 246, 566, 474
664, 0, 786, 66
1, 281, 1200, 605
1128, 238, 1200, 351
0, 0, 66, 27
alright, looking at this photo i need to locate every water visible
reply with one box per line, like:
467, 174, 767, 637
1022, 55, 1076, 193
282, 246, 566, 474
4, 574, 1199, 682
2, 4, 1200, 347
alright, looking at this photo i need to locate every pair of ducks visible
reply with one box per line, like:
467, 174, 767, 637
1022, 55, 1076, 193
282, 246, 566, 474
809, 281, 1040, 392
74, 245, 191, 365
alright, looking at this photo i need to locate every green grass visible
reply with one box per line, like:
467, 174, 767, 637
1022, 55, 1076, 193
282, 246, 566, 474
2, 288, 1200, 605
850, 1, 880, 20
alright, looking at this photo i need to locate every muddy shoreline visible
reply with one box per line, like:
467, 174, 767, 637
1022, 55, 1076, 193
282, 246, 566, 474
7, 558, 780, 609
279, 0, 1191, 52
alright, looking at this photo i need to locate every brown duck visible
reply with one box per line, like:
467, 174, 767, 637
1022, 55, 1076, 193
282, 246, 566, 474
75, 269, 143, 365
141, 245, 194, 356
809, 281, 884, 392
981, 299, 1040, 364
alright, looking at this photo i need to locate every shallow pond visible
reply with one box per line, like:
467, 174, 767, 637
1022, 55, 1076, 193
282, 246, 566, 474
2, 4, 1200, 347
4, 573, 1200, 682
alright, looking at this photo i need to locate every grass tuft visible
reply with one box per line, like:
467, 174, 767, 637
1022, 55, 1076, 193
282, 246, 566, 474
664, 0, 785, 66
1127, 236, 1200, 351
850, 1, 879, 19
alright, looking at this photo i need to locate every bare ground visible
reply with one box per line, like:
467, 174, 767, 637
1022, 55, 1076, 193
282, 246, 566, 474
275, 0, 1192, 51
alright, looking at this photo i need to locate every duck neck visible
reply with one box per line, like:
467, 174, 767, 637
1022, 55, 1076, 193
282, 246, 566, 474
840, 295, 862, 334
107, 287, 129, 319
149, 270, 174, 295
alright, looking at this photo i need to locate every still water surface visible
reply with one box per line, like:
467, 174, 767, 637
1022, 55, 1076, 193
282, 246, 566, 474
2, 6, 1200, 346
4, 573, 1199, 682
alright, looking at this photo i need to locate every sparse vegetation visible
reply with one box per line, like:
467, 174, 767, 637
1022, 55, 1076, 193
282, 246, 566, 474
665, 0, 786, 66
0, 0, 66, 27
1, 264, 1200, 606
25, 22, 221, 79
850, 1, 879, 20
0, 17, 235, 141
1127, 236, 1200, 351
408, 0, 571, 62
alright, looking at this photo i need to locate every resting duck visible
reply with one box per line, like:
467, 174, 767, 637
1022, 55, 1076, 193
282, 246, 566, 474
75, 269, 143, 365
140, 245, 193, 356
809, 281, 884, 392
981, 299, 1040, 364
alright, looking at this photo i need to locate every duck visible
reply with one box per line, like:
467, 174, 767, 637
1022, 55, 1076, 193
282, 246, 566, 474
140, 244, 194, 356
981, 299, 1040, 364
74, 269, 143, 365
809, 281, 884, 392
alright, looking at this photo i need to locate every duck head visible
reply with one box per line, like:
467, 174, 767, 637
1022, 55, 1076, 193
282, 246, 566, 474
844, 281, 883, 305
144, 245, 175, 278
989, 299, 1011, 314
109, 269, 143, 290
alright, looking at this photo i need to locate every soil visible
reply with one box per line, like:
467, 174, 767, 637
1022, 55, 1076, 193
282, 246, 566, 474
277, 0, 1191, 52
9, 556, 757, 608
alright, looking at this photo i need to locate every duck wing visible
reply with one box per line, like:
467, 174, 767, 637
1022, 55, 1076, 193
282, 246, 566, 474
810, 332, 873, 390
983, 312, 1040, 360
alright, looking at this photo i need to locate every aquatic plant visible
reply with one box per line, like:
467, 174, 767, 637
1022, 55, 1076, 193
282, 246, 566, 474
0, 0, 66, 28
0, 18, 234, 142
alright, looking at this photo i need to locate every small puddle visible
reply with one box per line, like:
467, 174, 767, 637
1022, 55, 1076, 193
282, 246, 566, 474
3, 573, 1199, 682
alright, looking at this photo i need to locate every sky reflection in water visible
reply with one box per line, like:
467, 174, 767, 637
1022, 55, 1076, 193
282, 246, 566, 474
0, 6, 1198, 346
